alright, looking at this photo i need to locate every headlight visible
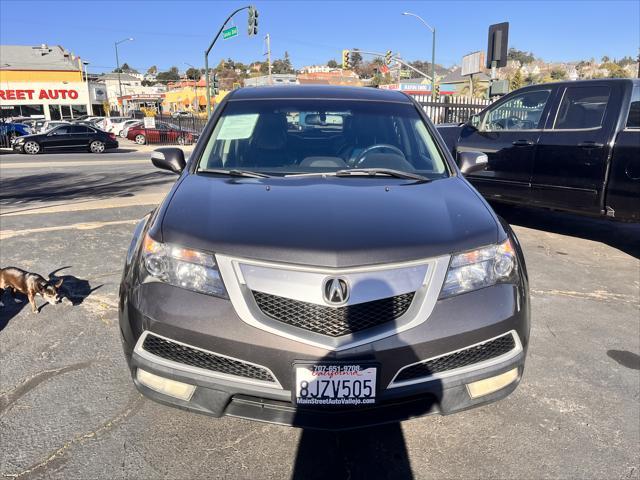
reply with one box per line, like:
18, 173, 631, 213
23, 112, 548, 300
439, 239, 517, 299
140, 234, 227, 298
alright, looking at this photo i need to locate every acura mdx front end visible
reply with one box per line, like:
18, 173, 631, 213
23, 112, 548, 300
119, 86, 530, 430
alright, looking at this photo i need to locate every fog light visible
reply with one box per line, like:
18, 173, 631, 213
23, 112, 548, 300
466, 368, 518, 399
137, 369, 196, 401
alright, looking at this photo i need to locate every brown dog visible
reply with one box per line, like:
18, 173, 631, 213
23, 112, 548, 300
0, 267, 63, 313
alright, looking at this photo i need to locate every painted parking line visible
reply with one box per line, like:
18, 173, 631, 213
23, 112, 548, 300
0, 219, 140, 239
0, 192, 165, 217
0, 159, 150, 169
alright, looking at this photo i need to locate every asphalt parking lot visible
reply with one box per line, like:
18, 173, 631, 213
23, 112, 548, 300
0, 148, 639, 479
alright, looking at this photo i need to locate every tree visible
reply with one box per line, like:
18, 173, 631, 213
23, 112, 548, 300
550, 67, 567, 80
601, 55, 610, 63
507, 48, 535, 64
186, 67, 201, 80
510, 69, 524, 90
601, 62, 627, 78
146, 65, 158, 75
327, 59, 338, 68
282, 51, 293, 73
156, 68, 181, 83
350, 49, 363, 70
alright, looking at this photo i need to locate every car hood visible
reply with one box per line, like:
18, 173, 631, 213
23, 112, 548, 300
159, 175, 499, 268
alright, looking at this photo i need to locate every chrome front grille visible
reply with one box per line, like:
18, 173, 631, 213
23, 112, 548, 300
252, 291, 415, 337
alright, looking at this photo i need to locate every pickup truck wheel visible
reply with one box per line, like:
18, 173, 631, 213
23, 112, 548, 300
135, 134, 146, 145
23, 141, 40, 155
90, 140, 105, 153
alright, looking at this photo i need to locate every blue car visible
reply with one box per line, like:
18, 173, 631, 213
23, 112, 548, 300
0, 122, 31, 147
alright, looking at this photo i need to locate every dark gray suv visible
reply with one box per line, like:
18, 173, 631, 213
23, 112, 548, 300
119, 86, 530, 429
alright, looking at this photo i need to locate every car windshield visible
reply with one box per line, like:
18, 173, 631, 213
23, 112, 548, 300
197, 99, 448, 178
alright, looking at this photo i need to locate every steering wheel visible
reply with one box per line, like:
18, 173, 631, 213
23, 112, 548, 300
353, 144, 406, 167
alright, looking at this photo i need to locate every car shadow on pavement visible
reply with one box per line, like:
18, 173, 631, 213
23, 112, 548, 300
492, 203, 640, 259
49, 266, 102, 306
0, 171, 173, 209
291, 279, 443, 480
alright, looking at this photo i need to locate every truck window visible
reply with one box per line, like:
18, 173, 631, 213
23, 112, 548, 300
553, 86, 610, 130
480, 90, 550, 132
626, 85, 640, 129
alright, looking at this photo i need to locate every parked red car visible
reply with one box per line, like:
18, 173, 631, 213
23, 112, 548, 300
126, 122, 197, 145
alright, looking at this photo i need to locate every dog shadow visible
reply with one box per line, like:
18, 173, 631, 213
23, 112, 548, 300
48, 266, 103, 306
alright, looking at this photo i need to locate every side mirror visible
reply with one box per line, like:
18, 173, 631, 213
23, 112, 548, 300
151, 148, 186, 174
458, 151, 488, 175
468, 114, 481, 129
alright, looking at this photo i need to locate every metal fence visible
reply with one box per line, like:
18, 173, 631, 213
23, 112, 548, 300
415, 95, 493, 125
130, 113, 208, 146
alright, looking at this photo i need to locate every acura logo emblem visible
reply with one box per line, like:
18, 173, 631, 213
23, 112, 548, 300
323, 277, 349, 305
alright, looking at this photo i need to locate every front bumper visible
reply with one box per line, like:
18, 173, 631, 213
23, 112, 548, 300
120, 280, 529, 430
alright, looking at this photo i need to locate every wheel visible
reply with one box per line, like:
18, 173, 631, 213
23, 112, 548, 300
23, 141, 40, 155
135, 134, 146, 145
89, 140, 105, 153
177, 136, 186, 146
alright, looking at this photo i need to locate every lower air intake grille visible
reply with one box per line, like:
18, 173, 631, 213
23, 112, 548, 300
252, 291, 415, 337
142, 334, 276, 383
395, 333, 516, 383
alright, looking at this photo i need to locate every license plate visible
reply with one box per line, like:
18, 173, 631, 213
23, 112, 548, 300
294, 364, 377, 406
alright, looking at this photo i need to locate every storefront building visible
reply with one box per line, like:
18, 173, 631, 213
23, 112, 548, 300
0, 44, 92, 120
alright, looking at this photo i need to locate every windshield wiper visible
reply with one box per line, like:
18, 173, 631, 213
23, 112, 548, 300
335, 168, 430, 182
199, 168, 270, 178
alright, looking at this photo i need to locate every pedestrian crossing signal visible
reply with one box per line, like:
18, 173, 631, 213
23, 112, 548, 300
342, 50, 351, 70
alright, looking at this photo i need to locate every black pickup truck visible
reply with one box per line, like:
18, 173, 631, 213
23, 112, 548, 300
437, 79, 639, 221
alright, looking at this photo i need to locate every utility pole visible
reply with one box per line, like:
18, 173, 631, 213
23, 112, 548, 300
265, 33, 272, 84
114, 37, 134, 116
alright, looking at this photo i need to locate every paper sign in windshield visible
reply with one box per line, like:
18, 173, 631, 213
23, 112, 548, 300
217, 113, 259, 140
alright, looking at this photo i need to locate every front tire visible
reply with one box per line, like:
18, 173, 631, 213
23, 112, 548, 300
23, 141, 40, 155
90, 140, 105, 153
135, 134, 146, 145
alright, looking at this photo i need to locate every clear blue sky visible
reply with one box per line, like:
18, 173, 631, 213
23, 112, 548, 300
1, 0, 638, 74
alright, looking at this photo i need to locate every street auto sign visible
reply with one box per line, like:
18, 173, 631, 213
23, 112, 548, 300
0, 89, 80, 100
222, 26, 238, 40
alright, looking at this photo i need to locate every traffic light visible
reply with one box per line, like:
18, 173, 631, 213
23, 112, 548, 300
434, 83, 440, 98
342, 49, 351, 70
385, 50, 392, 66
212, 74, 220, 95
248, 6, 258, 36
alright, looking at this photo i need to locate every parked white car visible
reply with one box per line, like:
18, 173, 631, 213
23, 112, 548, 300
112, 118, 137, 137
121, 120, 142, 139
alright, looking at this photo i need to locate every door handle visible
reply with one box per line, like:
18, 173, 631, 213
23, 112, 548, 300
512, 139, 534, 146
578, 141, 604, 148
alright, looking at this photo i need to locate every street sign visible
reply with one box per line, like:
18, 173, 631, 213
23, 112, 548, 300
222, 26, 238, 40
462, 51, 485, 76
487, 22, 509, 68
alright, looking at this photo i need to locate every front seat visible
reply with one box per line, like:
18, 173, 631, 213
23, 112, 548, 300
248, 113, 290, 168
